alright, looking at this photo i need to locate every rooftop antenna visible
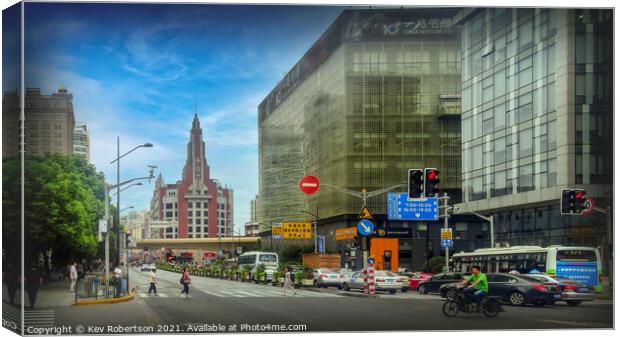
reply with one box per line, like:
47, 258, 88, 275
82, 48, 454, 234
194, 91, 197, 114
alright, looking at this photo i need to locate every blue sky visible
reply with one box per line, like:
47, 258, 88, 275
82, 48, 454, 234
23, 2, 345, 231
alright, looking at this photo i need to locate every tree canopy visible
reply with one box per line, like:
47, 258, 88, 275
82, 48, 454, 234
3, 154, 106, 266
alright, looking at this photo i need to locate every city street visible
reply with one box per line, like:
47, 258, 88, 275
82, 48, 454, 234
46, 268, 613, 333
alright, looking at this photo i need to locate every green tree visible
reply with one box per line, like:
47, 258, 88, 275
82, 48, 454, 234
3, 154, 106, 268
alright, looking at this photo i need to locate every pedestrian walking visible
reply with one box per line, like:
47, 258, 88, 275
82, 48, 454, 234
114, 264, 123, 297
4, 263, 19, 306
148, 270, 157, 294
69, 262, 78, 292
25, 265, 43, 309
180, 267, 191, 298
282, 267, 297, 296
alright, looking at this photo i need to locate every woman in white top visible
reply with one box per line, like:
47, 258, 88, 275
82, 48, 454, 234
282, 267, 297, 296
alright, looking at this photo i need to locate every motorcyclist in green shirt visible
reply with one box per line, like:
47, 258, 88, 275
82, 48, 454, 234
460, 265, 488, 304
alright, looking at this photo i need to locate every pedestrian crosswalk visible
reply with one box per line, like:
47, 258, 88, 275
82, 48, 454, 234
137, 287, 340, 298
2, 302, 56, 331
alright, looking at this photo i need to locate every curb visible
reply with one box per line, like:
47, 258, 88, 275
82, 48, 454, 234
73, 291, 136, 306
339, 291, 371, 298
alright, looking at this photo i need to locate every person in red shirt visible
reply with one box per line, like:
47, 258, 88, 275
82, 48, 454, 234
180, 267, 191, 298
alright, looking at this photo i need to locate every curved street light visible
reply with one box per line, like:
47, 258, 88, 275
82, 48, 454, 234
112, 182, 143, 196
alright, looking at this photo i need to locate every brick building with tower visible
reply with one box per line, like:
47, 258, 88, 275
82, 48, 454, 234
150, 114, 233, 239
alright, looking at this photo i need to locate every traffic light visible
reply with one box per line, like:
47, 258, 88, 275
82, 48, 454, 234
561, 189, 587, 214
424, 168, 440, 197
408, 169, 424, 199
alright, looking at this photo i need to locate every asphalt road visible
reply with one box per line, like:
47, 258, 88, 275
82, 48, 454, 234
47, 268, 613, 334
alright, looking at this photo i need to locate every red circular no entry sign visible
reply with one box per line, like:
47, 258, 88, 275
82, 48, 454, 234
299, 175, 320, 195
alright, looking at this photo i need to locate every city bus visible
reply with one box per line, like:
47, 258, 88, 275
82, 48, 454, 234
452, 246, 602, 292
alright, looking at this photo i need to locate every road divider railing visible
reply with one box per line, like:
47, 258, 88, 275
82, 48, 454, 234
154, 262, 316, 288
75, 274, 130, 303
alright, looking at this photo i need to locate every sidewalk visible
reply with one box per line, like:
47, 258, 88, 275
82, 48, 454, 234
2, 279, 75, 310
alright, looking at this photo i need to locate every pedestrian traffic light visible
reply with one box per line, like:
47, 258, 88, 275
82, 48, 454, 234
424, 168, 440, 197
561, 189, 587, 214
408, 169, 424, 199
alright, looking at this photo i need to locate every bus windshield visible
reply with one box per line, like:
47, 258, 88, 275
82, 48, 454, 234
259, 254, 277, 263
557, 250, 597, 262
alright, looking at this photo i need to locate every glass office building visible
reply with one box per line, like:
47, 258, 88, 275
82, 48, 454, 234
456, 9, 613, 250
259, 8, 462, 229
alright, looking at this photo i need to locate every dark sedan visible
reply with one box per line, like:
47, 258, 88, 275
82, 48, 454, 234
417, 272, 469, 294
439, 273, 562, 306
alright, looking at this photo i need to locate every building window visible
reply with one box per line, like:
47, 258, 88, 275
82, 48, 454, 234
188, 211, 193, 217
196, 211, 201, 217
196, 218, 201, 225
196, 226, 201, 232
165, 203, 173, 209
519, 128, 533, 158
518, 164, 534, 192
188, 202, 193, 208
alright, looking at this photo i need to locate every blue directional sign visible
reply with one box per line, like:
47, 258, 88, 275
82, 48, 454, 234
387, 193, 439, 221
368, 257, 375, 265
357, 219, 374, 236
317, 236, 325, 254
441, 239, 454, 248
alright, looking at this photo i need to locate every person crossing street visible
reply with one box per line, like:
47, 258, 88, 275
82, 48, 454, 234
148, 270, 157, 294
282, 267, 297, 296
180, 267, 191, 298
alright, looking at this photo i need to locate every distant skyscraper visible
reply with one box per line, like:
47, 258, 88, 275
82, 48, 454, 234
150, 114, 234, 239
73, 122, 90, 162
2, 87, 76, 158
245, 195, 260, 236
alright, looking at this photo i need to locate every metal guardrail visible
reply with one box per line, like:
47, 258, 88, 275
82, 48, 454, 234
75, 275, 129, 302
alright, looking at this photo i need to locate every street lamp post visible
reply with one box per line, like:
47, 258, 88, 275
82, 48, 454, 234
103, 171, 154, 284
456, 210, 495, 248
110, 139, 153, 267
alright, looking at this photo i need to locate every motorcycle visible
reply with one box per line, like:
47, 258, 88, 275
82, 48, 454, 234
442, 285, 503, 318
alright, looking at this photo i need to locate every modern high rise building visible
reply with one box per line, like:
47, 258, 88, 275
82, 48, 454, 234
2, 87, 76, 158
258, 8, 479, 269
455, 9, 612, 256
73, 122, 90, 162
150, 114, 234, 239
244, 195, 260, 236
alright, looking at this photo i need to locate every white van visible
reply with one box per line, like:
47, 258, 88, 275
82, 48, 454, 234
237, 251, 279, 281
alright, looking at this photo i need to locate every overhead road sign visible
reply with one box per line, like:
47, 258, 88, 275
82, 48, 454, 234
387, 193, 438, 220
282, 222, 313, 239
357, 219, 374, 236
272, 223, 283, 240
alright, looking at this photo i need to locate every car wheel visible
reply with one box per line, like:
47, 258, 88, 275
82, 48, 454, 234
567, 300, 581, 306
337, 285, 342, 290
343, 283, 350, 291
534, 301, 545, 307
508, 292, 525, 306
313, 280, 319, 288
418, 285, 427, 294
389, 290, 397, 294
546, 300, 556, 305
446, 289, 457, 301
402, 288, 409, 293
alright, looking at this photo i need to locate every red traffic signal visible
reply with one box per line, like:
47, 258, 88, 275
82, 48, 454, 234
561, 189, 587, 215
424, 168, 440, 197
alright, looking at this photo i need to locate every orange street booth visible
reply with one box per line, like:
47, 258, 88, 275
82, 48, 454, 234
370, 238, 399, 272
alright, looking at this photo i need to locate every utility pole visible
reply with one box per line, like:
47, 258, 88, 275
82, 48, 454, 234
438, 192, 451, 272
104, 186, 110, 281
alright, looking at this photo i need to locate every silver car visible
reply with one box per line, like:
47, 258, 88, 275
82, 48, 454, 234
529, 274, 595, 305
312, 269, 342, 289
342, 270, 402, 294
